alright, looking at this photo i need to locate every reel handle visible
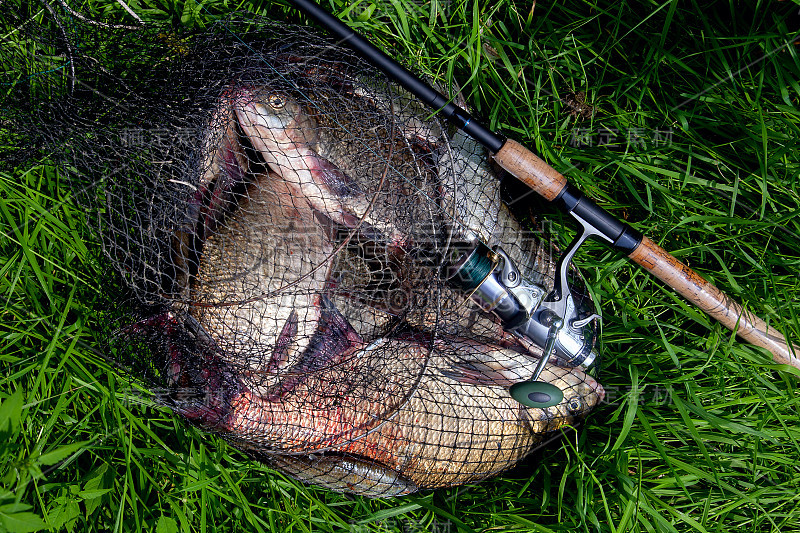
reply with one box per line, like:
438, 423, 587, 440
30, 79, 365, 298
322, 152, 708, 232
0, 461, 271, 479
509, 311, 565, 409
494, 140, 800, 371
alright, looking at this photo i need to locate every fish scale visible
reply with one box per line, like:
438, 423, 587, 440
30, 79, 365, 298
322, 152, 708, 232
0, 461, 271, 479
190, 171, 333, 392
19, 13, 608, 499
306, 91, 446, 249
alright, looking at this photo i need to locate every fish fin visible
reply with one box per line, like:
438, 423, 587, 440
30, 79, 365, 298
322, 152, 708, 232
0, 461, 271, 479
440, 361, 523, 388
437, 339, 537, 387
123, 312, 241, 431
295, 297, 363, 374
267, 310, 297, 374
318, 295, 363, 347
312, 206, 386, 244
312, 210, 343, 241
202, 143, 248, 235
265, 453, 418, 497
310, 155, 363, 197
336, 213, 387, 243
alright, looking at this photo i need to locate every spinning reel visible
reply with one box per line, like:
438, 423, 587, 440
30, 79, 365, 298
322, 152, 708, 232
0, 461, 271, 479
446, 213, 608, 409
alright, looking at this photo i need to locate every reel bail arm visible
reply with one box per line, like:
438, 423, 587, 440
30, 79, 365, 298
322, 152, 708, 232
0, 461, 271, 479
540, 211, 612, 327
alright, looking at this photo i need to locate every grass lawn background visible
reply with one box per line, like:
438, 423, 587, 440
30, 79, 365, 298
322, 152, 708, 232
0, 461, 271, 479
2, 0, 800, 531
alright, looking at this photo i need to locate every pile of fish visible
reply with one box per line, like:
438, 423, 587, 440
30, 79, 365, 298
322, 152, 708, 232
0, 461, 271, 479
123, 59, 605, 497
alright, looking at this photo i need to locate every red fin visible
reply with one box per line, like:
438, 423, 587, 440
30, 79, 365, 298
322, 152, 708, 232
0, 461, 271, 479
310, 155, 362, 197
313, 295, 364, 354
439, 362, 519, 387
267, 310, 297, 374
264, 298, 362, 402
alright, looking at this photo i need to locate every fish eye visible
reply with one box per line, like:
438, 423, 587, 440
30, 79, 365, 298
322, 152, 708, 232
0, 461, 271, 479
268, 94, 286, 109
566, 397, 584, 415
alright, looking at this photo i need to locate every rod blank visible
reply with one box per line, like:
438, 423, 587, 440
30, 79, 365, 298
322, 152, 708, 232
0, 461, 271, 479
287, 0, 505, 152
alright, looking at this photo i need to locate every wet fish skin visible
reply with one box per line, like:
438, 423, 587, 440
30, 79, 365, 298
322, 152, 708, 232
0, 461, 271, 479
189, 170, 334, 391
170, 91, 252, 299
163, 81, 605, 497
436, 129, 554, 284
184, 329, 604, 493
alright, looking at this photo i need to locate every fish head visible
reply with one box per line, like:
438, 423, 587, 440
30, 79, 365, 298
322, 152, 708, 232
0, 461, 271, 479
545, 365, 605, 425
234, 87, 318, 157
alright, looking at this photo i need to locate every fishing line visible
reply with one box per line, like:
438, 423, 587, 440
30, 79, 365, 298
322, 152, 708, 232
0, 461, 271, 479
38, 0, 75, 94
166, 12, 596, 396
34, 2, 508, 297
0, 63, 71, 87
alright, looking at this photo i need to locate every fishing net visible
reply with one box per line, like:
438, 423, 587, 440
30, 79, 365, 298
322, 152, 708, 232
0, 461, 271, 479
4, 11, 604, 497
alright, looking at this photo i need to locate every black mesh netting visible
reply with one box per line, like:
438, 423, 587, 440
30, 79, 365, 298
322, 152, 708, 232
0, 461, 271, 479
3, 11, 604, 497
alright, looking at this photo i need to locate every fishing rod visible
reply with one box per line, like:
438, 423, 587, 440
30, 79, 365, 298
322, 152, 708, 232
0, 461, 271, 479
286, 0, 800, 402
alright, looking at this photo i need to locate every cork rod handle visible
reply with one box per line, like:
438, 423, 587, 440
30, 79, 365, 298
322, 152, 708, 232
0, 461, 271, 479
493, 139, 568, 201
493, 139, 800, 371
629, 237, 800, 368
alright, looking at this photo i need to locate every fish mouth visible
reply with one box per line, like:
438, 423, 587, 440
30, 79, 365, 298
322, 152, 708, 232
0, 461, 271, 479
593, 381, 606, 405
580, 373, 605, 410
558, 372, 605, 419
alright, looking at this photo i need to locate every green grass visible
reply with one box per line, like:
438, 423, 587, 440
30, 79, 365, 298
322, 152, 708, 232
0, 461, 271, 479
2, 0, 800, 531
